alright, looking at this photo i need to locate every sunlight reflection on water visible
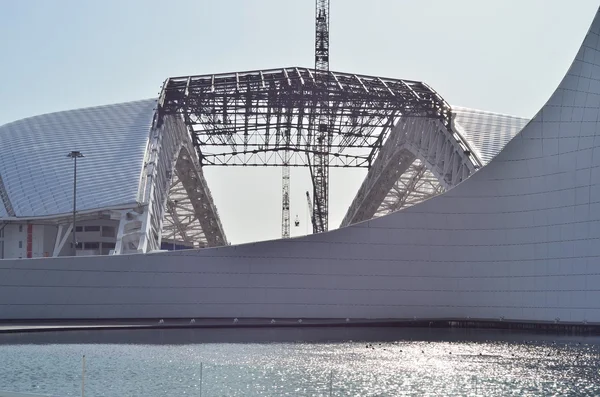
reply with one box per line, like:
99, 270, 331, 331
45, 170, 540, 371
0, 328, 599, 396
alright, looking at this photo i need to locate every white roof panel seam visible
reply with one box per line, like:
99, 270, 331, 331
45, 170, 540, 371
0, 99, 157, 218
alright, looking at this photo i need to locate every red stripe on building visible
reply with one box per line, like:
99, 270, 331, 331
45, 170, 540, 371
26, 224, 33, 258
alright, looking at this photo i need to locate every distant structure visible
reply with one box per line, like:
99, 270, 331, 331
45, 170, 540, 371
0, 0, 529, 259
0, 75, 525, 259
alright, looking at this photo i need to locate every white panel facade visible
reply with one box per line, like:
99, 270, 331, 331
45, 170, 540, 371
0, 99, 155, 218
1, 8, 599, 323
1, 224, 26, 259
452, 106, 530, 164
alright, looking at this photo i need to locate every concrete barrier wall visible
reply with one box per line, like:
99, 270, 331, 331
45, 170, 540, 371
1, 9, 599, 324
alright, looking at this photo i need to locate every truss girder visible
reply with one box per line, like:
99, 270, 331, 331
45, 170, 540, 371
156, 67, 453, 169
341, 117, 481, 227
162, 172, 208, 247
343, 148, 416, 226
116, 113, 182, 254
157, 67, 455, 235
117, 115, 226, 254
173, 144, 227, 247
374, 159, 444, 218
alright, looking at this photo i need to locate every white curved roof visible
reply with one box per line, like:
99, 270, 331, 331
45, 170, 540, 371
452, 106, 529, 164
0, 99, 156, 219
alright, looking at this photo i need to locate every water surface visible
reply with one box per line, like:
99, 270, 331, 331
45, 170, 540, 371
0, 327, 598, 396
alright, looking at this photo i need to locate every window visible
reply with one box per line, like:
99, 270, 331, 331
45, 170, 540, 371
75, 242, 82, 249
101, 226, 116, 237
85, 226, 100, 232
101, 242, 116, 256
84, 242, 100, 249
75, 226, 83, 232
18, 225, 23, 233
18, 241, 22, 249
100, 243, 115, 255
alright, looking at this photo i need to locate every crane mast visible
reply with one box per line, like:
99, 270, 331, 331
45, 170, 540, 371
281, 162, 290, 238
306, 191, 315, 231
281, 143, 291, 238
282, 0, 330, 238
315, 0, 330, 72
311, 0, 330, 234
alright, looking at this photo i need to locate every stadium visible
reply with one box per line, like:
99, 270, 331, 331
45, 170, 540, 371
0, 6, 599, 325
0, 90, 526, 259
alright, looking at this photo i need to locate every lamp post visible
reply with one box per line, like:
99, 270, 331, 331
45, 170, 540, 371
67, 151, 84, 256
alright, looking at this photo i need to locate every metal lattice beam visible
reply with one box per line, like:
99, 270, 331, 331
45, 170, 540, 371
155, 116, 227, 250
156, 67, 453, 235
342, 116, 481, 227
156, 68, 452, 168
173, 147, 227, 247
374, 159, 444, 217
162, 172, 206, 247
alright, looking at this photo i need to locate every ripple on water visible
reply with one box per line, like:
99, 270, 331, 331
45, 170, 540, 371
0, 328, 599, 396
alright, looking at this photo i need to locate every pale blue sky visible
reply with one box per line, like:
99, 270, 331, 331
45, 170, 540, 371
1, 1, 598, 244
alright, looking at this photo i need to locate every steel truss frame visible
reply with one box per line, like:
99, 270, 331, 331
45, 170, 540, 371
169, 144, 227, 247
341, 116, 482, 227
374, 159, 444, 217
162, 172, 208, 248
156, 67, 452, 232
115, 115, 227, 254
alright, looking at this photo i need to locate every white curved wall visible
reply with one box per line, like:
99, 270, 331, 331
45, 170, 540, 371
1, 10, 600, 323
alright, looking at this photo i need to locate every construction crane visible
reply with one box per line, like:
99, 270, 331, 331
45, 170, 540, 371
306, 191, 315, 232
282, 0, 330, 238
281, 95, 294, 238
311, 0, 330, 234
281, 152, 291, 238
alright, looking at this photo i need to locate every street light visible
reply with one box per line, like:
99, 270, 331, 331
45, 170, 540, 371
67, 151, 84, 256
